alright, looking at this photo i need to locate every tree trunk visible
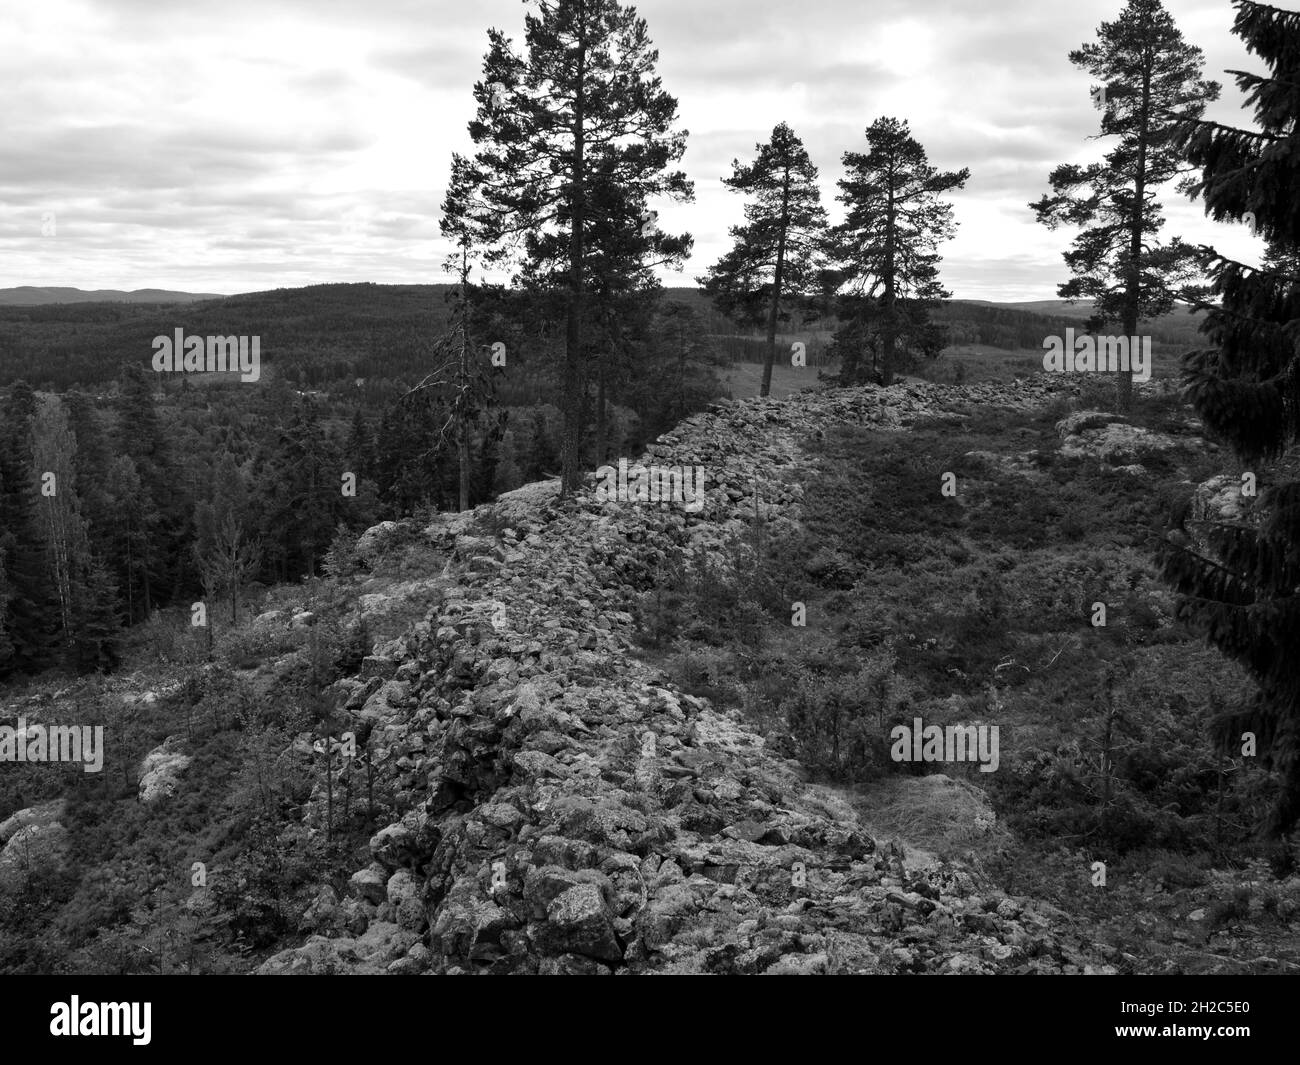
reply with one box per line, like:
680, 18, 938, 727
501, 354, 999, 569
458, 429, 470, 512
1120, 55, 1154, 414
142, 531, 153, 620
762, 170, 792, 398
560, 9, 589, 499
881, 182, 898, 386
595, 364, 607, 465
677, 318, 687, 422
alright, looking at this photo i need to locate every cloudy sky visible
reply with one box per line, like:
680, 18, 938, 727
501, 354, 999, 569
0, 0, 1275, 300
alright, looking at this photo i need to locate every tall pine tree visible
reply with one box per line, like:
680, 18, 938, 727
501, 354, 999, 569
829, 118, 968, 386
442, 0, 693, 496
1030, 0, 1219, 411
700, 122, 829, 397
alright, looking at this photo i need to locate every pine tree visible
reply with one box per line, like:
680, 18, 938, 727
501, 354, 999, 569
1156, 0, 1300, 836
442, 0, 693, 497
0, 383, 58, 671
195, 455, 262, 627
401, 249, 507, 513
374, 401, 437, 517
114, 367, 180, 614
0, 480, 14, 674
345, 409, 373, 486
31, 396, 90, 643
492, 428, 524, 495
257, 400, 341, 580
633, 302, 725, 440
102, 456, 157, 625
69, 556, 122, 673
29, 396, 119, 672
829, 118, 968, 386
1262, 236, 1300, 280
700, 122, 830, 397
529, 408, 560, 481
64, 391, 115, 559
1030, 0, 1220, 411
519, 146, 691, 468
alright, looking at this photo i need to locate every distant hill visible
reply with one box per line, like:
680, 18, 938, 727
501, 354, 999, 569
0, 281, 1207, 392
954, 298, 1097, 318
0, 286, 227, 306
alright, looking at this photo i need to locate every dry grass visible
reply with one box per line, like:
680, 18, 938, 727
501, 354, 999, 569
850, 773, 1015, 865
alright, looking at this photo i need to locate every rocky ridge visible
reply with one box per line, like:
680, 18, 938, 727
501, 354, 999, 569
255, 378, 1128, 975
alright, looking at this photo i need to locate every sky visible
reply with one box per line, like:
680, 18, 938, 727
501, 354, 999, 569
0, 0, 1278, 301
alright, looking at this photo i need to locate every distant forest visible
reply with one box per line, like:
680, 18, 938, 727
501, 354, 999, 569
0, 281, 739, 679
0, 281, 1205, 682
0, 285, 1202, 395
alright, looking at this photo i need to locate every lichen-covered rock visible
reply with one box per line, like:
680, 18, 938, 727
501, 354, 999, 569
0, 799, 65, 845
255, 935, 386, 975
137, 737, 192, 803
1056, 411, 1184, 466
298, 885, 341, 933
0, 802, 70, 895
356, 520, 401, 564
348, 863, 388, 905
540, 883, 622, 962
386, 869, 426, 931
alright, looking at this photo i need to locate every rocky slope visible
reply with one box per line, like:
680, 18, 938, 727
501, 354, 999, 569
250, 378, 1144, 975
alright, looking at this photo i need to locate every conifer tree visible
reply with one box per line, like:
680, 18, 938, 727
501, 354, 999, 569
31, 396, 90, 643
701, 122, 829, 397
492, 428, 524, 495
443, 0, 693, 497
529, 409, 559, 481
1156, 0, 1300, 836
64, 391, 115, 559
114, 367, 179, 614
0, 559, 13, 675
829, 118, 968, 386
102, 456, 156, 625
195, 456, 262, 626
0, 383, 57, 671
29, 396, 120, 672
1030, 0, 1220, 411
69, 556, 122, 673
345, 409, 373, 485
401, 248, 507, 513
258, 400, 340, 579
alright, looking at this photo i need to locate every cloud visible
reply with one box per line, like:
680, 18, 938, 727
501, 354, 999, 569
0, 0, 1266, 297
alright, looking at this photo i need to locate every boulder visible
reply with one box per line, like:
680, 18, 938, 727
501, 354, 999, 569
356, 520, 401, 564
0, 805, 70, 895
138, 737, 192, 803
348, 863, 388, 905
541, 883, 623, 962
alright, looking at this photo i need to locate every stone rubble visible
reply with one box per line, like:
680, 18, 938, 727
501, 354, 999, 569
257, 379, 1124, 975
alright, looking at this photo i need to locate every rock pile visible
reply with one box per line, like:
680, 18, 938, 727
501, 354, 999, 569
257, 380, 1118, 975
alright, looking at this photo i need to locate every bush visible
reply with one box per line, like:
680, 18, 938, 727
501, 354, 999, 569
634, 541, 767, 649
780, 666, 891, 782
